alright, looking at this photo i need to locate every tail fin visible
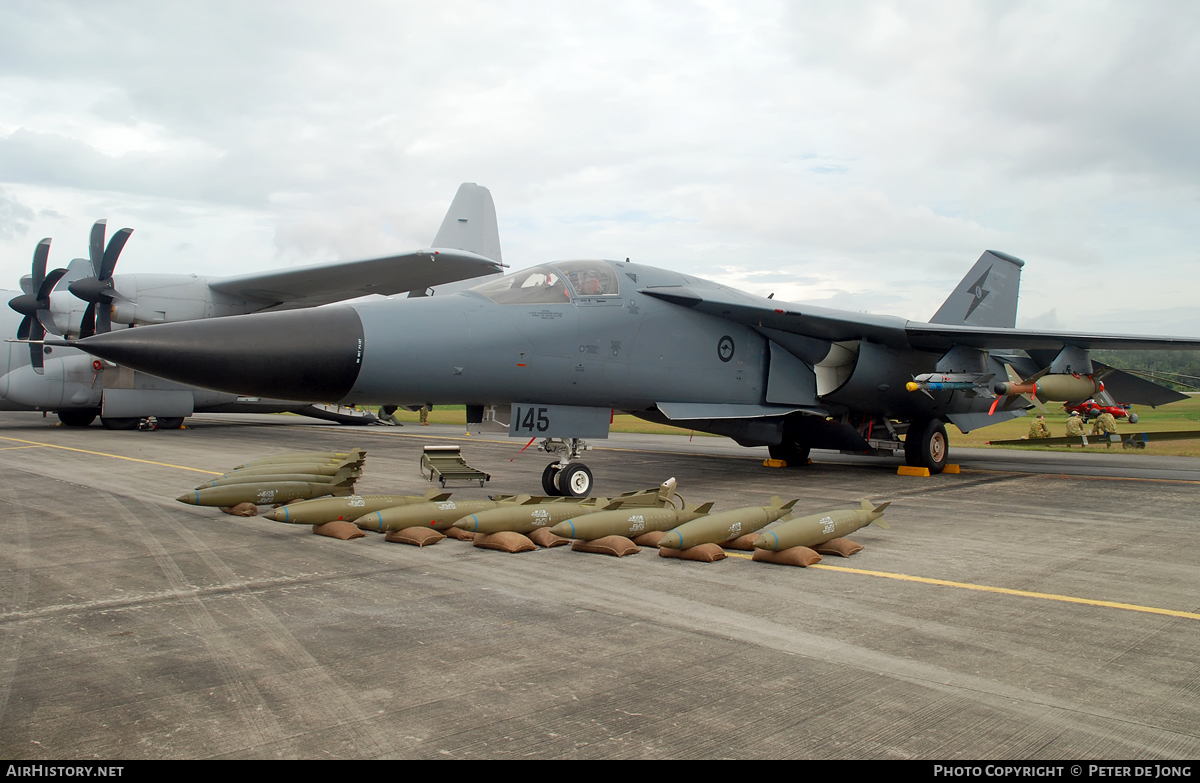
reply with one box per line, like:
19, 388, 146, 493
424, 487, 451, 500
431, 183, 502, 264
780, 499, 799, 510
930, 250, 1024, 328
1004, 364, 1048, 414
693, 501, 715, 514
862, 499, 891, 528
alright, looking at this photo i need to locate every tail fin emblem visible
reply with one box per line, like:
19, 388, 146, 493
964, 266, 992, 320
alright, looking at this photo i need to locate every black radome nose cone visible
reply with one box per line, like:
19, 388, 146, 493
75, 306, 365, 402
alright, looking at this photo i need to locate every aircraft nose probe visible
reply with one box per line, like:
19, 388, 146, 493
48, 305, 367, 402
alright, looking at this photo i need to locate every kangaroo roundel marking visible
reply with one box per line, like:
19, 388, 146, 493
717, 335, 735, 362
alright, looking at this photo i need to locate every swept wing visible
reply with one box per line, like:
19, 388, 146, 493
639, 287, 1200, 353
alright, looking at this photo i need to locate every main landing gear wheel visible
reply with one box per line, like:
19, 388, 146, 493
100, 417, 140, 431
542, 463, 563, 496
768, 442, 811, 466
557, 463, 593, 498
57, 410, 97, 427
905, 418, 948, 474
156, 417, 185, 430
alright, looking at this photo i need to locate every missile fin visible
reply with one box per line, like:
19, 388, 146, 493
693, 501, 715, 514
780, 498, 799, 510
769, 495, 783, 507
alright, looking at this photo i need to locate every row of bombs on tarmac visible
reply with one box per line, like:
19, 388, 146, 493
178, 450, 892, 567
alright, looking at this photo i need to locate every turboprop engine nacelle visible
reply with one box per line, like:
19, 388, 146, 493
994, 374, 1102, 402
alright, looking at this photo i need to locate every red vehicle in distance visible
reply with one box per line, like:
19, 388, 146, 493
1063, 399, 1139, 424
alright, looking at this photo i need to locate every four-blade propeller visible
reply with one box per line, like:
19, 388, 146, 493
68, 220, 133, 338
7, 238, 67, 372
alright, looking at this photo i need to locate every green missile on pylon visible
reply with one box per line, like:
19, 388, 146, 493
993, 374, 1101, 402
177, 477, 357, 507
262, 489, 450, 524
658, 497, 797, 549
752, 499, 890, 551
548, 503, 713, 541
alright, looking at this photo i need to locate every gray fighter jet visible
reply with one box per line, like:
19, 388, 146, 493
50, 248, 1200, 489
3, 184, 503, 428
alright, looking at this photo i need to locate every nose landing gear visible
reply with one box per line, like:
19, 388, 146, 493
538, 437, 594, 497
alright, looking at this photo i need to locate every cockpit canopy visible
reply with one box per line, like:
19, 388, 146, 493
472, 260, 620, 305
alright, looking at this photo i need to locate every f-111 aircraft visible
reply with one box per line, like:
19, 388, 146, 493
3, 184, 503, 427
51, 246, 1199, 489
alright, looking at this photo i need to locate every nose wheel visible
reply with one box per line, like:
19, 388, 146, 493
541, 462, 562, 495
541, 461, 594, 497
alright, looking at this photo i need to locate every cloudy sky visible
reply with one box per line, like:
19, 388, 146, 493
1, 1, 1197, 334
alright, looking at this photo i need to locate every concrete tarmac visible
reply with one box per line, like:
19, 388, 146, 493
1, 411, 1198, 759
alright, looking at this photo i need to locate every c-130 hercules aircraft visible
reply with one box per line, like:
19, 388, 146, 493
52, 230, 1200, 495
4, 183, 503, 428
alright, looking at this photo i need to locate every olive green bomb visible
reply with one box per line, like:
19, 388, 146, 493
196, 465, 361, 489
263, 489, 451, 524
177, 477, 357, 507
454, 502, 603, 535
548, 503, 714, 541
658, 497, 798, 550
221, 457, 364, 479
753, 499, 890, 551
356, 498, 513, 532
232, 450, 363, 469
455, 479, 680, 535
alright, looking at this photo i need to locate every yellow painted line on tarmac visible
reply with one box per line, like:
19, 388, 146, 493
722, 551, 1200, 620
0, 445, 46, 451
0, 436, 222, 474
958, 467, 1200, 485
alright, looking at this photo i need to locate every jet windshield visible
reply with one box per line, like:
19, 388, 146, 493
472, 260, 620, 304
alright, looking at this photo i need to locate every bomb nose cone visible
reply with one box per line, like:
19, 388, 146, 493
658, 531, 683, 549
752, 531, 779, 550
177, 491, 199, 505
66, 306, 365, 401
